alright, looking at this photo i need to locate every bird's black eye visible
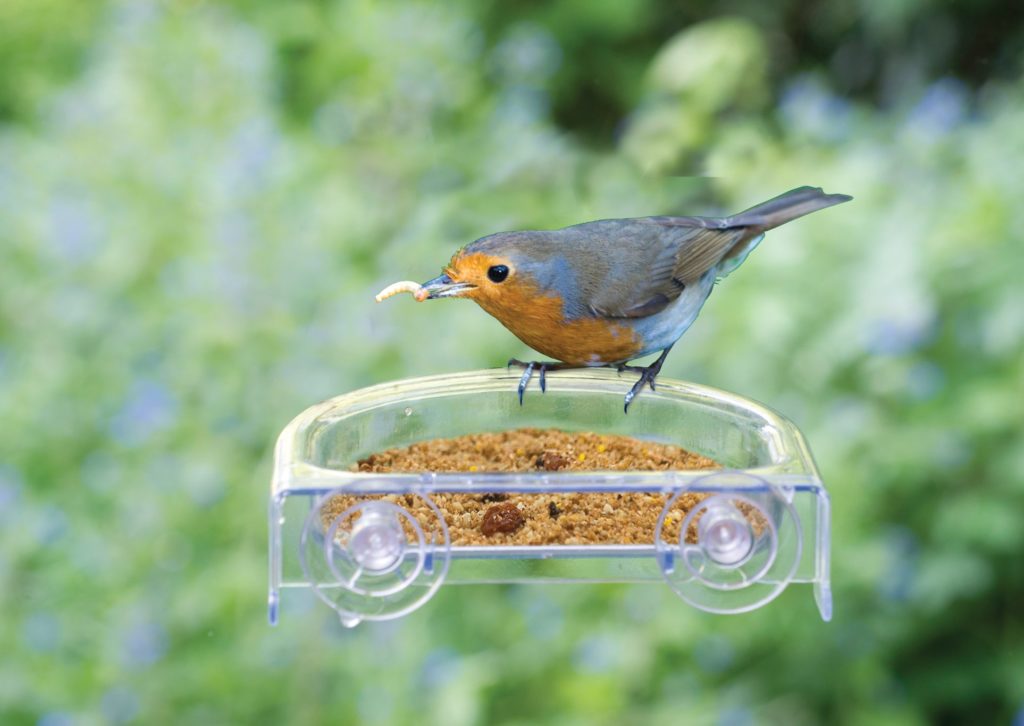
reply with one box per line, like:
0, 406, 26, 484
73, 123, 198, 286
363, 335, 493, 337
487, 264, 509, 283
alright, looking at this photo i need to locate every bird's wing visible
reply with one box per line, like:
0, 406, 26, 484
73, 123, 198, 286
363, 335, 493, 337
583, 217, 747, 320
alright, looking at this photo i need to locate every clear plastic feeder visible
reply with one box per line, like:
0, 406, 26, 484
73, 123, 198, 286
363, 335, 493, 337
269, 369, 832, 627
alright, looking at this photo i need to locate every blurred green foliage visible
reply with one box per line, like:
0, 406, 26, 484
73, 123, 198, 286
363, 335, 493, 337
1, 1, 1023, 724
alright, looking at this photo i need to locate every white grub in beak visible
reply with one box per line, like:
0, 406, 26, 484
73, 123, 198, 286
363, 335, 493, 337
374, 280, 425, 303
419, 273, 475, 299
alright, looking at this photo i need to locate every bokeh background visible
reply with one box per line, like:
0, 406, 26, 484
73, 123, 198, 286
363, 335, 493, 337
2, 0, 1023, 724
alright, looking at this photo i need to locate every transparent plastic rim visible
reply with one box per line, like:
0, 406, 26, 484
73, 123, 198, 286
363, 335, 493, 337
273, 368, 819, 495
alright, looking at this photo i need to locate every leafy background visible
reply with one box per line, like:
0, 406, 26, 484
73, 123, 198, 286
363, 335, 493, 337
2, 1, 1022, 724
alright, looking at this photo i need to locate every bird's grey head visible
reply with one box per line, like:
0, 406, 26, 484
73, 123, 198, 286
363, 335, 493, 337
465, 231, 579, 294
417, 229, 584, 314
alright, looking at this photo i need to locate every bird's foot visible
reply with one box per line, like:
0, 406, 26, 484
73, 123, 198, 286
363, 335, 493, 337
623, 368, 660, 412
506, 359, 577, 404
620, 346, 674, 413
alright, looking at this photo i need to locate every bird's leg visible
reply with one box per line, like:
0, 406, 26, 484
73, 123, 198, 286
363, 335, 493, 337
621, 345, 675, 413
506, 359, 585, 404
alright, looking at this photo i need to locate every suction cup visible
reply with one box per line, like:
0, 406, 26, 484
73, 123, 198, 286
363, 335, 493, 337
655, 471, 802, 614
300, 493, 450, 626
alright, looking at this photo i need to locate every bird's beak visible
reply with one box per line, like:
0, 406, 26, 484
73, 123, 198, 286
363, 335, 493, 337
419, 273, 475, 300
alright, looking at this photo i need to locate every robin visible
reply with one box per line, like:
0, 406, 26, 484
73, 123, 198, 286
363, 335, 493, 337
392, 186, 851, 411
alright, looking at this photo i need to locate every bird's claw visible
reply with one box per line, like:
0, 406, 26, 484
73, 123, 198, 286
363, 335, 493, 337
621, 345, 674, 413
623, 368, 659, 412
517, 362, 534, 404
507, 359, 557, 404
508, 353, 670, 411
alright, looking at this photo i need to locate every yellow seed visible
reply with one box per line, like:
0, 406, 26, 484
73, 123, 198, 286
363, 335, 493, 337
469, 465, 478, 472
597, 444, 606, 453
577, 453, 586, 462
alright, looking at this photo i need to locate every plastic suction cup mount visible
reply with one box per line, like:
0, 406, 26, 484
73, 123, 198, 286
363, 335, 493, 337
300, 492, 450, 627
655, 471, 803, 615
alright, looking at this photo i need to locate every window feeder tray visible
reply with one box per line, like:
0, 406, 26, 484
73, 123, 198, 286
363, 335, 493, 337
269, 369, 832, 627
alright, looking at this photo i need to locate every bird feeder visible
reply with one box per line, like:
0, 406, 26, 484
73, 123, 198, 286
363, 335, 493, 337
268, 369, 832, 627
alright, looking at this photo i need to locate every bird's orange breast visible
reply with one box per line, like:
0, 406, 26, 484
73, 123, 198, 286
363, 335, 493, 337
470, 279, 642, 365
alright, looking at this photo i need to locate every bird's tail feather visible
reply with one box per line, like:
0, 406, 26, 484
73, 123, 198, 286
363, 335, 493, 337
726, 186, 852, 231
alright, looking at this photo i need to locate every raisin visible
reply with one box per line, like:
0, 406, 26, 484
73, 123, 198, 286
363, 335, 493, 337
535, 451, 568, 471
481, 502, 525, 535
548, 501, 561, 519
480, 492, 508, 504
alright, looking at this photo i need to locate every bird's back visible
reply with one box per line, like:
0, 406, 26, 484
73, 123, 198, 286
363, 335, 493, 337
461, 187, 850, 363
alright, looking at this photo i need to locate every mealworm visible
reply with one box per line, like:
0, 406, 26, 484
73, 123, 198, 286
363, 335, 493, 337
375, 280, 425, 303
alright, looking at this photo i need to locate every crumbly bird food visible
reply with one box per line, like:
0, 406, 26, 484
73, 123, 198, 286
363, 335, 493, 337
320, 428, 730, 546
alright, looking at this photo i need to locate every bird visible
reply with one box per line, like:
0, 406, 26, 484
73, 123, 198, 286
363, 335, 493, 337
412, 186, 851, 411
